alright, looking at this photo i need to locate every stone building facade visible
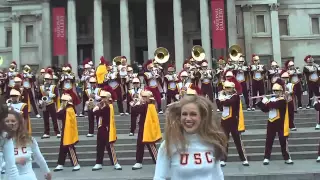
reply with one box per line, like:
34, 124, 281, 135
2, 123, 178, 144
0, 0, 319, 76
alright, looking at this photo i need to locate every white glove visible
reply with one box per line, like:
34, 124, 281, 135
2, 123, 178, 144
262, 97, 269, 104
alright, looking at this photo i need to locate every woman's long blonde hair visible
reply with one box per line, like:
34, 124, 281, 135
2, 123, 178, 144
7, 110, 32, 147
164, 95, 228, 160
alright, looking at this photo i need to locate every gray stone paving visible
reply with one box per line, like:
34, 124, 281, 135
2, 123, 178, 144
31, 160, 320, 180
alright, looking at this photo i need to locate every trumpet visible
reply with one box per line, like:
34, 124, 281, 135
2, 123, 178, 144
6, 99, 12, 108
41, 96, 49, 102
250, 94, 277, 99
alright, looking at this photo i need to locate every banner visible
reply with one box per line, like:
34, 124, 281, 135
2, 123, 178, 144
52, 8, 66, 56
211, 0, 227, 49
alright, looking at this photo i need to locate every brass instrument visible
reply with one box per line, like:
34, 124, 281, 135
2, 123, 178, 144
250, 94, 277, 99
229, 45, 242, 61
130, 93, 141, 107
6, 99, 12, 108
60, 101, 68, 109
154, 47, 170, 64
8, 66, 15, 72
113, 56, 122, 65
191, 45, 205, 62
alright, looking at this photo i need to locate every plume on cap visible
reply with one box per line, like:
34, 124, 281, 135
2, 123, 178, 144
226, 76, 242, 95
274, 78, 285, 90
143, 59, 153, 69
102, 85, 117, 101
83, 58, 90, 66
100, 56, 106, 64
16, 73, 22, 79
284, 60, 293, 69
45, 68, 53, 75
304, 55, 312, 62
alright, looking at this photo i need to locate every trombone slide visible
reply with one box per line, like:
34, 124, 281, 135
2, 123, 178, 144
250, 94, 276, 99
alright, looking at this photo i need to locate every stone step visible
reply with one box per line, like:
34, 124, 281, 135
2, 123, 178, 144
39, 143, 318, 155
38, 150, 319, 168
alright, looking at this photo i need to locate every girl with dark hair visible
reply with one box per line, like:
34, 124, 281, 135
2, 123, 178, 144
4, 110, 51, 180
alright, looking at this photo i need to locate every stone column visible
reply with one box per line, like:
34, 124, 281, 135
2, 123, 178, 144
129, 11, 136, 62
35, 14, 43, 70
241, 4, 253, 62
200, 0, 212, 67
173, 0, 184, 72
11, 14, 21, 69
120, 0, 131, 64
42, 0, 52, 68
227, 0, 237, 47
67, 0, 78, 76
103, 9, 111, 61
94, 0, 104, 66
146, 0, 157, 59
269, 3, 281, 64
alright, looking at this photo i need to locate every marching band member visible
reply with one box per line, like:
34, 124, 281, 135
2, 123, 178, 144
96, 56, 108, 87
38, 70, 61, 139
128, 77, 143, 135
12, 74, 27, 102
219, 80, 248, 167
250, 54, 266, 110
0, 70, 7, 95
177, 71, 199, 100
200, 60, 213, 102
4, 110, 51, 180
256, 83, 293, 165
125, 66, 136, 114
60, 64, 81, 108
36, 68, 46, 97
303, 55, 320, 109
163, 65, 179, 106
215, 57, 226, 110
267, 61, 282, 93
80, 58, 93, 116
6, 61, 18, 98
313, 98, 320, 162
154, 95, 226, 180
7, 89, 30, 134
92, 90, 122, 171
280, 71, 296, 131
143, 60, 163, 114
235, 56, 250, 110
118, 56, 129, 101
22, 65, 41, 118
286, 60, 303, 109
105, 64, 125, 115
84, 77, 101, 137
54, 94, 80, 172
131, 90, 162, 170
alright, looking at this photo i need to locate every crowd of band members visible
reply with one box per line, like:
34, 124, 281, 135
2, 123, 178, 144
1, 52, 320, 170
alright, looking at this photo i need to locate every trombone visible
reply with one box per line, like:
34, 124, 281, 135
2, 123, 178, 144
250, 94, 277, 99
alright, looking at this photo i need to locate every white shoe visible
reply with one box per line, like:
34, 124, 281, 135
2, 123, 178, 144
1, 170, 5, 174
53, 165, 64, 172
217, 109, 220, 112
92, 164, 102, 171
220, 161, 226, 167
316, 156, 320, 162
285, 159, 294, 164
242, 160, 249, 166
125, 113, 129, 116
120, 113, 125, 116
129, 133, 134, 136
158, 111, 163, 114
79, 113, 84, 117
72, 164, 81, 171
263, 159, 269, 165
251, 108, 255, 111
247, 108, 251, 111
315, 124, 320, 130
114, 163, 122, 170
306, 106, 310, 109
41, 134, 50, 139
132, 163, 142, 170
36, 114, 41, 118
86, 134, 94, 137
56, 134, 61, 138
290, 128, 297, 131
298, 107, 302, 109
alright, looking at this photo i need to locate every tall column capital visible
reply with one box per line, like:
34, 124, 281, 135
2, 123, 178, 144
241, 4, 252, 12
10, 14, 20, 22
269, 3, 279, 11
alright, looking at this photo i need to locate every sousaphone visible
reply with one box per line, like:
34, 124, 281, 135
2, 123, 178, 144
154, 47, 170, 64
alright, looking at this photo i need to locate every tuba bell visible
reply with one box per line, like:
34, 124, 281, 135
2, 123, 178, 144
154, 47, 170, 64
191, 45, 205, 61
229, 44, 242, 61
113, 56, 122, 66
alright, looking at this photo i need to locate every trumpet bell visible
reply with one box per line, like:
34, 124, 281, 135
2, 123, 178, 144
191, 45, 205, 61
42, 96, 48, 102
154, 47, 170, 64
6, 99, 12, 104
229, 44, 242, 61
113, 56, 122, 65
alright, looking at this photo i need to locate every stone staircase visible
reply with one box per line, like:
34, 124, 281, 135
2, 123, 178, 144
30, 109, 320, 168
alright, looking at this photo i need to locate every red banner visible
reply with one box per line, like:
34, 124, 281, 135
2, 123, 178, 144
52, 8, 66, 56
211, 0, 227, 49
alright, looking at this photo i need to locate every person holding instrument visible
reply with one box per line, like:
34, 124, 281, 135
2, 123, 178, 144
54, 94, 80, 172
91, 90, 122, 171
256, 83, 293, 165
218, 81, 248, 167
128, 77, 143, 136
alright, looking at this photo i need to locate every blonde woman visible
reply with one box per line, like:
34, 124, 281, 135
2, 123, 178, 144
154, 95, 227, 180
4, 110, 51, 180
